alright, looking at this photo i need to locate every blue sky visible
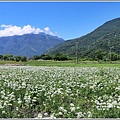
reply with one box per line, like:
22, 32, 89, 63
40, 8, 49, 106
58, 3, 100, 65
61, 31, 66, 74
0, 2, 120, 40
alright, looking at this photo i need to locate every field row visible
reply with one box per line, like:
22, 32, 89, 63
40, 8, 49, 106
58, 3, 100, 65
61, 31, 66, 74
0, 66, 120, 118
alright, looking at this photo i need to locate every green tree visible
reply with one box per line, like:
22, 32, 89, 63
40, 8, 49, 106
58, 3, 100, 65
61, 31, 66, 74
40, 54, 46, 59
0, 54, 3, 60
3, 54, 13, 60
54, 53, 62, 61
94, 49, 106, 62
42, 54, 53, 60
32, 55, 40, 60
108, 52, 118, 61
54, 53, 68, 61
14, 56, 21, 62
21, 56, 27, 62
59, 54, 68, 61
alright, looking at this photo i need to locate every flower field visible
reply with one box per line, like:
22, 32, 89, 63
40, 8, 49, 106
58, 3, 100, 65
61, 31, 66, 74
0, 66, 120, 118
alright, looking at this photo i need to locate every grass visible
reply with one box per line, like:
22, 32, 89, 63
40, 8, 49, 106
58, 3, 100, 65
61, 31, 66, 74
1, 60, 120, 67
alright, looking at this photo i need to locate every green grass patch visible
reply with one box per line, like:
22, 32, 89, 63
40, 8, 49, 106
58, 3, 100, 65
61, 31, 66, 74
24, 60, 120, 67
1, 60, 120, 67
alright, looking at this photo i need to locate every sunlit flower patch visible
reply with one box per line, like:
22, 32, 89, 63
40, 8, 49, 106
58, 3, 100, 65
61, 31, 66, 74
0, 66, 119, 118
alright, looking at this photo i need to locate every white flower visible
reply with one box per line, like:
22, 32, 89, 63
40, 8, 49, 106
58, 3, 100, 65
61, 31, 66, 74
76, 112, 84, 118
107, 103, 113, 108
70, 103, 74, 107
22, 82, 26, 86
59, 106, 64, 111
16, 107, 19, 111
117, 106, 120, 108
18, 98, 22, 104
32, 97, 37, 102
8, 103, 12, 106
2, 111, 5, 114
87, 111, 92, 118
50, 113, 56, 119
115, 86, 120, 90
37, 113, 43, 118
70, 107, 75, 112
63, 109, 67, 114
58, 112, 63, 115
44, 112, 48, 117
112, 100, 118, 106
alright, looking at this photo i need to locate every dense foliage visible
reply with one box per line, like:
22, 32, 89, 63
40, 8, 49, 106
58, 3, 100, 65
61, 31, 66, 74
32, 53, 69, 61
45, 18, 120, 59
0, 54, 27, 62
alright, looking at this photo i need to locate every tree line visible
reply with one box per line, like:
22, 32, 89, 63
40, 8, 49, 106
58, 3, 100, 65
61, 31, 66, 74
0, 54, 27, 62
0, 53, 69, 62
85, 49, 120, 62
32, 53, 69, 61
1, 50, 120, 62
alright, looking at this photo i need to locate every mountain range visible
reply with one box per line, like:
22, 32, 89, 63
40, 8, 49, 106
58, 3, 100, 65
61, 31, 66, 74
45, 18, 120, 58
1, 18, 120, 58
0, 33, 64, 57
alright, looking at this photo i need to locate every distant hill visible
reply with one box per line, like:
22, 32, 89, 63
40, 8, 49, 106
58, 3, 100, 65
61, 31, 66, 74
0, 33, 64, 57
45, 18, 120, 58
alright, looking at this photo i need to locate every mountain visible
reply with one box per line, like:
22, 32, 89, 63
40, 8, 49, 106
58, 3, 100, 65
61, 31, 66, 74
45, 18, 120, 58
0, 33, 64, 57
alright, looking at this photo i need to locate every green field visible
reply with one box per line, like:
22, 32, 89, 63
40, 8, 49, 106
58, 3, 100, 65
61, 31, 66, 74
1, 60, 120, 67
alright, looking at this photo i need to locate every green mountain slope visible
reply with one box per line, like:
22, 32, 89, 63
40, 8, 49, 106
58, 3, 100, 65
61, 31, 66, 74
45, 18, 120, 58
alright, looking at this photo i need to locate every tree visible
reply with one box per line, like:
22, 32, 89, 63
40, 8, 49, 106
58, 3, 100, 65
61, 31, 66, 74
32, 55, 40, 60
21, 56, 27, 62
59, 54, 68, 61
40, 54, 46, 59
3, 55, 8, 60
14, 56, 21, 62
108, 52, 118, 61
0, 55, 3, 60
54, 53, 68, 61
94, 49, 106, 62
42, 54, 53, 60
54, 53, 62, 61
3, 54, 13, 60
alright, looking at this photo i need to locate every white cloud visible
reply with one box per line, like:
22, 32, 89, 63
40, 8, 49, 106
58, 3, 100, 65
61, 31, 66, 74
44, 27, 56, 36
0, 24, 57, 37
1, 24, 13, 28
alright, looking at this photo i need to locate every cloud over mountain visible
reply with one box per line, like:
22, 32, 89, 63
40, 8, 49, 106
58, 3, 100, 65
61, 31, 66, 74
0, 24, 57, 37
